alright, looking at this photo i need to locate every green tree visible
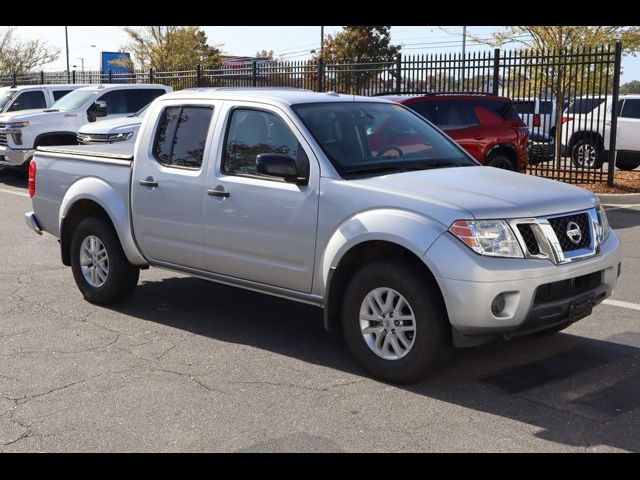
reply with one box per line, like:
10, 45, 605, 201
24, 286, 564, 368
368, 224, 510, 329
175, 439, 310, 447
255, 50, 274, 60
620, 80, 640, 94
115, 26, 222, 70
0, 27, 59, 76
315, 26, 400, 94
473, 26, 640, 165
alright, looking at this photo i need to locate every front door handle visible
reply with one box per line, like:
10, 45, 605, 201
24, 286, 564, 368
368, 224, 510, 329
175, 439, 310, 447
207, 188, 230, 198
474, 136, 485, 140
138, 178, 158, 188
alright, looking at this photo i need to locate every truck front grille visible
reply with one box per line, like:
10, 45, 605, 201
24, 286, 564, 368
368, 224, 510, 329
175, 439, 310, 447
548, 213, 591, 252
0, 123, 6, 146
511, 208, 599, 264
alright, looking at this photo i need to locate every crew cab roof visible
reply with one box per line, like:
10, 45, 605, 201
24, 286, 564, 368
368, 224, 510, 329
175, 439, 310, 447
158, 87, 392, 106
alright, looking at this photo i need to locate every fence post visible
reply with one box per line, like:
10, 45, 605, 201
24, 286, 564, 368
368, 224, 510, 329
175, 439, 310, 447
12, 72, 16, 87
317, 57, 324, 92
72, 70, 76, 84
395, 53, 402, 94
40, 71, 44, 84
492, 48, 500, 95
251, 61, 257, 87
196, 64, 202, 87
108, 69, 113, 84
149, 68, 154, 84
607, 41, 623, 187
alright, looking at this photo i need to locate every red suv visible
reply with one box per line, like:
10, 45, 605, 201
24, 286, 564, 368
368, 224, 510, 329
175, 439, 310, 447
380, 93, 529, 171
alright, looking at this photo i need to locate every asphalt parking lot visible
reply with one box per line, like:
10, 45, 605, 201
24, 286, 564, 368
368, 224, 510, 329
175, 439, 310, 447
1, 169, 639, 452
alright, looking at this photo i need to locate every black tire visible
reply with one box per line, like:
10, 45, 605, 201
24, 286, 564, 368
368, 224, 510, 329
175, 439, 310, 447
571, 138, 603, 169
70, 216, 139, 304
616, 160, 640, 171
341, 260, 451, 384
486, 154, 516, 171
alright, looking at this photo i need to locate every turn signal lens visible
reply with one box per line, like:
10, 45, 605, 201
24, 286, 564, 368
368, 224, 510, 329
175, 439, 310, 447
28, 159, 36, 198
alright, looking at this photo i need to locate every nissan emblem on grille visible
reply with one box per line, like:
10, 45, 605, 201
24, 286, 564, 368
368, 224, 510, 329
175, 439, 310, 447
566, 221, 582, 245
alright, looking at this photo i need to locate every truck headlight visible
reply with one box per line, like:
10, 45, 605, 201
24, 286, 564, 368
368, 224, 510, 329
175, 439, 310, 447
449, 220, 524, 258
7, 121, 29, 128
596, 203, 610, 242
106, 131, 133, 142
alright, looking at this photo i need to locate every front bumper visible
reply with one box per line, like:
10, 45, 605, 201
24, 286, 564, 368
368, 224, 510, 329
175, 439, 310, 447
0, 145, 34, 168
424, 229, 622, 337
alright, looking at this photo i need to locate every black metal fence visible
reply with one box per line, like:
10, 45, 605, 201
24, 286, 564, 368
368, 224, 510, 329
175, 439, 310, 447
0, 43, 622, 184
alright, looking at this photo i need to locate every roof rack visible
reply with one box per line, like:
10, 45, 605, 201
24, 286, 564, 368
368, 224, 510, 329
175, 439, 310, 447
373, 91, 495, 97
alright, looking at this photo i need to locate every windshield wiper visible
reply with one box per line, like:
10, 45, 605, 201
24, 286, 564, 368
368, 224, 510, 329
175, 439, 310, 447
345, 160, 463, 176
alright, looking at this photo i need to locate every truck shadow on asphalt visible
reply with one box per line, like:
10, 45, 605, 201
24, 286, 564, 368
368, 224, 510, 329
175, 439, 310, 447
606, 206, 640, 230
110, 276, 640, 452
0, 168, 27, 188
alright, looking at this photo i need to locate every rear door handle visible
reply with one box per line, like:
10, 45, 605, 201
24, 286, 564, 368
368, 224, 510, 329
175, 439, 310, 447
474, 136, 485, 140
138, 178, 158, 188
207, 188, 230, 198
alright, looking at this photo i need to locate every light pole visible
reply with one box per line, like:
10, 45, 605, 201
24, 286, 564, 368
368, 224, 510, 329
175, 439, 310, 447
65, 26, 70, 81
320, 26, 325, 58
461, 26, 467, 87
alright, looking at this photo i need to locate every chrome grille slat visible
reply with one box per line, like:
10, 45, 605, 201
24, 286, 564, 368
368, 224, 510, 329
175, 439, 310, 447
509, 208, 600, 264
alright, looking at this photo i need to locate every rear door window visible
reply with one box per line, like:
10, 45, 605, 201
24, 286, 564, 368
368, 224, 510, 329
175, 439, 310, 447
125, 89, 167, 111
539, 101, 554, 114
152, 105, 214, 169
566, 98, 605, 114
9, 90, 47, 111
512, 101, 535, 114
477, 99, 521, 122
410, 100, 479, 131
52, 89, 73, 101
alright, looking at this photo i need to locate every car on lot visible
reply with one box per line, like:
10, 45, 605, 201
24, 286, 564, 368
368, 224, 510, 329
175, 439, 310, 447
25, 88, 622, 383
512, 97, 558, 137
562, 94, 640, 171
77, 104, 149, 145
0, 84, 82, 113
527, 128, 555, 164
0, 83, 171, 170
379, 92, 529, 171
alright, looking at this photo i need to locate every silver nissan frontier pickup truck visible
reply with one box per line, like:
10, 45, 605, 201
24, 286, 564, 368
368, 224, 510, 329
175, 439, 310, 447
25, 88, 623, 383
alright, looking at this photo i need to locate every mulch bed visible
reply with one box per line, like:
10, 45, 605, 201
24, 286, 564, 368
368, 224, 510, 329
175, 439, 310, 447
526, 169, 640, 194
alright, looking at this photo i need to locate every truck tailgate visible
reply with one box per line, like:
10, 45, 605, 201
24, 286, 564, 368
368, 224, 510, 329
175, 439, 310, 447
32, 144, 134, 238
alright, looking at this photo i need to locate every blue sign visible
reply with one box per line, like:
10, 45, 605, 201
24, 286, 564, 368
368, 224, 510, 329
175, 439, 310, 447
101, 51, 132, 74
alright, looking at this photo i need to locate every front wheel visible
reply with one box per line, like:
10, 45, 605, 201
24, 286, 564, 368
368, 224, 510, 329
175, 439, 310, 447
486, 154, 516, 171
70, 216, 139, 304
341, 261, 451, 383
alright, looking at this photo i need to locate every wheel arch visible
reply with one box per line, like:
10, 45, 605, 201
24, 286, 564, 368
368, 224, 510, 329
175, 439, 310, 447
320, 209, 448, 333
486, 143, 519, 169
59, 178, 147, 267
34, 131, 78, 148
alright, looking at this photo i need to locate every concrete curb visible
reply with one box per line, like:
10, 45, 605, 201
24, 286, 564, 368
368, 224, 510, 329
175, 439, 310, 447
597, 193, 640, 205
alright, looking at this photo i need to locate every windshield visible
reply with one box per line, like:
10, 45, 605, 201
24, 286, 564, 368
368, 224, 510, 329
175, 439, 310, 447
0, 90, 17, 111
50, 89, 96, 112
292, 102, 475, 176
566, 97, 606, 114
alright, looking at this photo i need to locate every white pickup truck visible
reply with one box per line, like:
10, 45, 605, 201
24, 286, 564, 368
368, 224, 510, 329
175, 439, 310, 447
0, 84, 82, 113
0, 83, 171, 169
25, 88, 623, 383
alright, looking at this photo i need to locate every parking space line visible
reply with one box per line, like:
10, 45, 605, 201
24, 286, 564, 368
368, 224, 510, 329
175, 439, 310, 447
603, 299, 640, 312
0, 188, 29, 198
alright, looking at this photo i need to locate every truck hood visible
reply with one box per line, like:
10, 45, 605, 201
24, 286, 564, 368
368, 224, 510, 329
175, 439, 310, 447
352, 166, 598, 220
78, 116, 142, 134
0, 109, 77, 123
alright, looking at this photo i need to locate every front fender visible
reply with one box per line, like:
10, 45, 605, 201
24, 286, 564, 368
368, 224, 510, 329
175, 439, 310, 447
59, 177, 146, 266
320, 208, 446, 295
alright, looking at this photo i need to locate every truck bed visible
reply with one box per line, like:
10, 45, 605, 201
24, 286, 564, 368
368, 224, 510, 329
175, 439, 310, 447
37, 143, 134, 162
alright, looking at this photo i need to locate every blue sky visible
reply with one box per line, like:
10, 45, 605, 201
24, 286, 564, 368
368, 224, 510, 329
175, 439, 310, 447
13, 26, 640, 83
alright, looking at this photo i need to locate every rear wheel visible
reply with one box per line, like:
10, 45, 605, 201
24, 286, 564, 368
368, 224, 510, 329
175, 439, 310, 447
341, 261, 451, 384
70, 216, 139, 304
486, 154, 516, 171
616, 160, 640, 171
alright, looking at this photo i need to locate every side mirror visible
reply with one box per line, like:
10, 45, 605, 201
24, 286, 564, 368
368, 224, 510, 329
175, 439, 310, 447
94, 100, 108, 118
256, 153, 308, 185
8, 102, 20, 112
